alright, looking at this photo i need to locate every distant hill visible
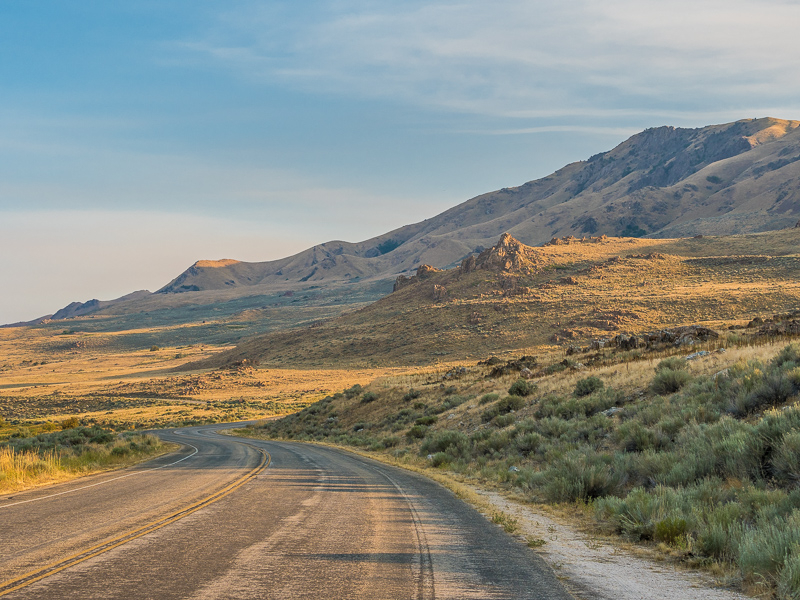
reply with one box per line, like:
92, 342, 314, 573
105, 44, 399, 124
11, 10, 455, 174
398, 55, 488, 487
192, 228, 800, 369
12, 117, 800, 332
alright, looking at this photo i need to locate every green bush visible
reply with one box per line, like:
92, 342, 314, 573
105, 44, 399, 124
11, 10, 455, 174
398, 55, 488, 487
481, 395, 525, 422
772, 431, 800, 485
509, 379, 535, 397
406, 425, 428, 439
492, 414, 515, 428
415, 415, 438, 426
360, 391, 378, 403
654, 516, 688, 545
514, 432, 542, 455
421, 430, 471, 460
402, 389, 421, 402
778, 552, 800, 600
651, 369, 692, 395
344, 384, 363, 398
479, 393, 500, 405
739, 511, 800, 586
729, 373, 794, 416
574, 376, 604, 397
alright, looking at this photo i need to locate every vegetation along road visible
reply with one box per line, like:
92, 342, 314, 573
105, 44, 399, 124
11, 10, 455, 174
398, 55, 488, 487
0, 424, 573, 599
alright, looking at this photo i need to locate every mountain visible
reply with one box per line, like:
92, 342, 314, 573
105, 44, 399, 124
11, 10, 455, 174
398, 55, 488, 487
11, 117, 800, 334
156, 117, 800, 294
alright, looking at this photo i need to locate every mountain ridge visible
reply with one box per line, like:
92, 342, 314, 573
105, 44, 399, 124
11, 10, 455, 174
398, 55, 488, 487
10, 117, 800, 328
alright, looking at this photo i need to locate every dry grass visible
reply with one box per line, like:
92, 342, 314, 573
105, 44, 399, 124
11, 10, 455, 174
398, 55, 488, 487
208, 230, 800, 369
0, 434, 174, 493
0, 325, 411, 433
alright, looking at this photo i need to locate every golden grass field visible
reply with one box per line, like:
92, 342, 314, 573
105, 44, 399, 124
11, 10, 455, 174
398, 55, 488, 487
0, 324, 408, 438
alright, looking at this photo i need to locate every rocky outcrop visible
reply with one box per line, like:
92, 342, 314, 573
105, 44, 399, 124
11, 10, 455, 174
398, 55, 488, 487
392, 264, 444, 292
461, 233, 544, 274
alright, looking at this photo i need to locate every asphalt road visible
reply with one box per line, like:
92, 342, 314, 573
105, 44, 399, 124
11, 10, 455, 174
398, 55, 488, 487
0, 425, 574, 599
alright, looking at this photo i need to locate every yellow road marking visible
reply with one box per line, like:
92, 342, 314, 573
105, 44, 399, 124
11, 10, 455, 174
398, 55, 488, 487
0, 444, 270, 597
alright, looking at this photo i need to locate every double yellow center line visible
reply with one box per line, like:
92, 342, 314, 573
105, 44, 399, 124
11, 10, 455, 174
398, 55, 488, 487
0, 445, 270, 597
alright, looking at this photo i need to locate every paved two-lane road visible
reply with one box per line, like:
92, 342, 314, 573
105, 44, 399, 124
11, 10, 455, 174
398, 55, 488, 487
0, 425, 573, 599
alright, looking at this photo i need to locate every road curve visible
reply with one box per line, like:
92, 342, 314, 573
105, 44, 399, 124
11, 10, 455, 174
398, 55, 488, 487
0, 424, 573, 599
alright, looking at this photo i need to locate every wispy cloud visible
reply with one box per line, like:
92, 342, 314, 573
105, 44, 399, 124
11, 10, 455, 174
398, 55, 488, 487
175, 0, 800, 123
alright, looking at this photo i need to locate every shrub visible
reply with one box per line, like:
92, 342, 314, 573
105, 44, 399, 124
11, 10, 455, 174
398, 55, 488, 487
654, 516, 688, 545
739, 511, 800, 586
421, 430, 471, 460
402, 389, 421, 402
406, 425, 428, 439
773, 431, 800, 484
574, 376, 604, 397
514, 432, 542, 456
149, 345, 160, 352
656, 357, 688, 372
509, 379, 535, 397
492, 414, 515, 428
481, 395, 525, 422
651, 369, 692, 395
344, 384, 363, 398
778, 551, 800, 600
537, 452, 622, 502
60, 416, 80, 430
499, 395, 525, 413
360, 391, 378, 403
729, 373, 795, 416
479, 393, 500, 405
428, 452, 450, 467
415, 415, 438, 426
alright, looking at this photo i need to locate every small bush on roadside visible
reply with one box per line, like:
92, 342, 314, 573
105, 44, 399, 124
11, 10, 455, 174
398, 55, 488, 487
654, 516, 688, 545
421, 430, 471, 460
574, 376, 604, 397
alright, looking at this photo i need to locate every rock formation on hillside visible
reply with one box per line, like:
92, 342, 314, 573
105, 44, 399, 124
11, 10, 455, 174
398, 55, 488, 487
461, 233, 544, 274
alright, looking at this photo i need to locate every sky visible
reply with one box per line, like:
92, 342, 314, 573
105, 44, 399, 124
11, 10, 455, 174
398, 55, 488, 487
2, 0, 800, 323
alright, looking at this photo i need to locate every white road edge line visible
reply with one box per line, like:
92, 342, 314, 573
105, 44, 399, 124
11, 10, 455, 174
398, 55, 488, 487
0, 440, 199, 510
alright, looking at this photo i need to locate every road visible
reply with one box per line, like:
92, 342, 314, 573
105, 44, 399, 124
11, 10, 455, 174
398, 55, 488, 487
0, 424, 574, 599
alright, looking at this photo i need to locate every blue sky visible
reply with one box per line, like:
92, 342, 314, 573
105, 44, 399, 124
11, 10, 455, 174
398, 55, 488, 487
2, 0, 800, 323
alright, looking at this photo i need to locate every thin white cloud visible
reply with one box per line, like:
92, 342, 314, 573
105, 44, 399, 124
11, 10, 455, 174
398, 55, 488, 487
177, 0, 800, 122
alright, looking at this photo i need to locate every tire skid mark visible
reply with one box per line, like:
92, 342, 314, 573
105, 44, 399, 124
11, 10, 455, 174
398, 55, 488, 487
0, 442, 270, 597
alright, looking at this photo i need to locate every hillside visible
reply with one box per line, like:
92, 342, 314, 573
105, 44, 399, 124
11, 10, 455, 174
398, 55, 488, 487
160, 117, 800, 294
14, 117, 800, 335
196, 229, 800, 368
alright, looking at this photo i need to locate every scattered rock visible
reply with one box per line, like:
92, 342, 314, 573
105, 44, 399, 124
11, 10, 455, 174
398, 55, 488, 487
508, 466, 520, 473
602, 407, 624, 417
519, 367, 534, 379
684, 350, 710, 361
443, 366, 467, 380
432, 284, 448, 302
488, 356, 538, 377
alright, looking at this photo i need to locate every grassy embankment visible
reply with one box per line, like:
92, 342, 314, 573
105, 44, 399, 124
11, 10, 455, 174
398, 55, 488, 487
0, 419, 172, 493
240, 338, 800, 599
